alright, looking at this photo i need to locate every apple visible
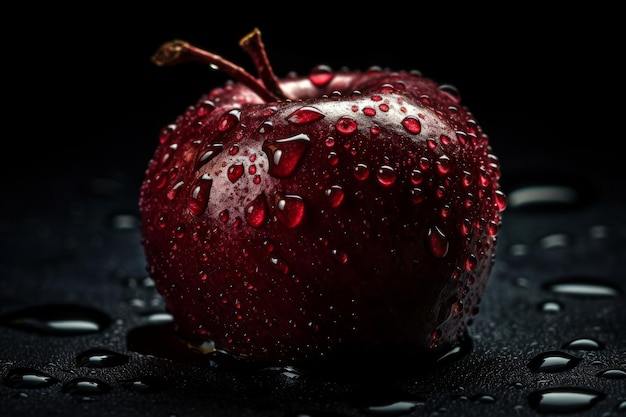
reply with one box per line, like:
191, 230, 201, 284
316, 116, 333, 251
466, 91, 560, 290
138, 28, 507, 369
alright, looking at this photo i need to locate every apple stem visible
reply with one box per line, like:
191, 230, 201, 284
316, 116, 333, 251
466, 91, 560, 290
239, 28, 294, 101
151, 39, 280, 102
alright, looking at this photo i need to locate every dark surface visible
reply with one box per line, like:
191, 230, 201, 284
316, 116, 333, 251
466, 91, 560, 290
2, 4, 625, 417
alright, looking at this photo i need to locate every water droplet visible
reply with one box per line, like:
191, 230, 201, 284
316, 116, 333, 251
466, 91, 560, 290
366, 401, 421, 416
539, 300, 563, 313
194, 143, 223, 170
436, 155, 451, 175
562, 338, 605, 351
217, 109, 241, 131
219, 209, 230, 223
401, 115, 422, 134
335, 116, 357, 135
61, 377, 112, 396
227, 162, 244, 183
363, 107, 376, 116
275, 194, 306, 228
76, 348, 129, 368
354, 163, 370, 181
508, 185, 578, 209
188, 173, 212, 216
376, 165, 397, 186
308, 65, 334, 87
325, 185, 345, 208
527, 351, 581, 373
167, 180, 184, 200
244, 193, 268, 228
427, 226, 449, 258
2, 367, 59, 389
0, 304, 111, 336
262, 133, 311, 178
118, 376, 165, 393
410, 188, 424, 204
286, 106, 325, 124
196, 99, 215, 117
596, 369, 626, 379
543, 278, 621, 298
528, 387, 605, 414
438, 84, 461, 102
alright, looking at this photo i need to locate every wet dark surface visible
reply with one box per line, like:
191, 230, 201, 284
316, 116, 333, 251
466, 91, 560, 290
2, 5, 625, 417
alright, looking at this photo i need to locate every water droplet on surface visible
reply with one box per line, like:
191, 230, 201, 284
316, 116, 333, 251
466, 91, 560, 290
308, 65, 334, 87
188, 174, 212, 216
401, 116, 422, 134
354, 163, 370, 181
76, 348, 130, 368
335, 116, 358, 135
2, 368, 59, 389
528, 387, 605, 414
244, 193, 268, 228
527, 351, 581, 373
61, 377, 112, 396
376, 165, 397, 186
539, 300, 563, 313
262, 134, 311, 178
507, 185, 578, 209
118, 376, 165, 393
562, 337, 605, 351
195, 143, 223, 170
0, 304, 111, 336
217, 109, 241, 131
543, 278, 621, 298
286, 106, 326, 124
366, 401, 421, 416
275, 194, 306, 228
438, 84, 461, 102
427, 226, 449, 258
325, 185, 345, 208
596, 369, 626, 379
227, 162, 244, 183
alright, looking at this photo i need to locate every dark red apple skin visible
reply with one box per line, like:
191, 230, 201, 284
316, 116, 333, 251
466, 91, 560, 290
139, 67, 506, 367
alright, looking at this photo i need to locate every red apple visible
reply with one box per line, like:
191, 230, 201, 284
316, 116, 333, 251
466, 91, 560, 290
138, 28, 507, 369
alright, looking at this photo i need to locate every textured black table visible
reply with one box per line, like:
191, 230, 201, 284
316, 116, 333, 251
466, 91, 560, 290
2, 6, 624, 417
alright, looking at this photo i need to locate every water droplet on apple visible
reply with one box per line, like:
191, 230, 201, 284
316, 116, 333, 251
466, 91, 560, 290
376, 165, 397, 186
427, 226, 449, 258
275, 194, 306, 228
244, 193, 268, 228
336, 116, 358, 135
464, 253, 477, 271
286, 106, 325, 124
227, 163, 244, 183
436, 155, 451, 175
438, 84, 461, 103
308, 65, 334, 87
219, 209, 229, 223
195, 143, 223, 170
262, 134, 311, 179
188, 174, 212, 216
354, 163, 370, 181
363, 107, 376, 116
217, 109, 241, 131
410, 187, 424, 204
401, 116, 422, 134
196, 99, 215, 117
325, 185, 345, 208
159, 124, 176, 144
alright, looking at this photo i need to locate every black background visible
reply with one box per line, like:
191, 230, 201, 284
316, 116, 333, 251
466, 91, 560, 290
5, 4, 624, 182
